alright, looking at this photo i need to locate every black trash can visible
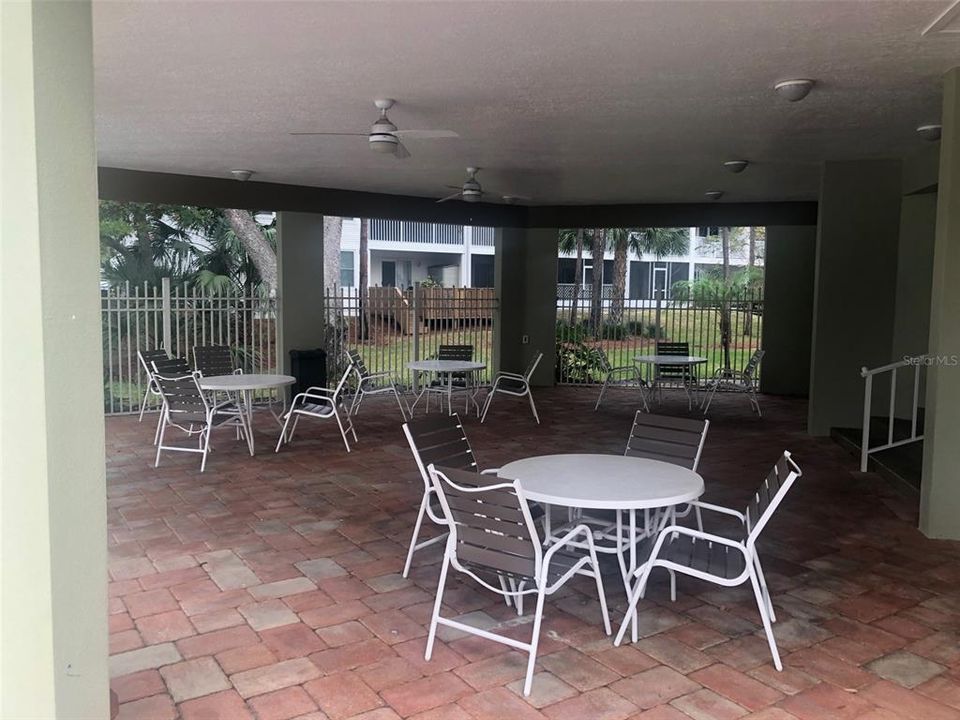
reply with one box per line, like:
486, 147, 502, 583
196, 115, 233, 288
289, 349, 327, 397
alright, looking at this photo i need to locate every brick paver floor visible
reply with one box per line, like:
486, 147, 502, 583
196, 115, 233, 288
106, 387, 960, 719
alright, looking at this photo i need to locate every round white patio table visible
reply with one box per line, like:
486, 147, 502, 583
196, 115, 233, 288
198, 374, 295, 454
498, 453, 704, 600
407, 360, 486, 416
633, 354, 707, 409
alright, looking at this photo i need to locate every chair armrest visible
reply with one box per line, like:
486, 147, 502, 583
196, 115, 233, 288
365, 370, 392, 380
304, 385, 336, 395
479, 468, 501, 475
210, 399, 240, 413
634, 524, 748, 577
496, 371, 526, 380
608, 365, 638, 374
688, 500, 746, 523
233, 368, 244, 375
292, 391, 336, 407
544, 523, 597, 566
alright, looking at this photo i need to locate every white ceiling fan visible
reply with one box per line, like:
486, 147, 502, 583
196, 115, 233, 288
290, 98, 458, 159
437, 167, 531, 204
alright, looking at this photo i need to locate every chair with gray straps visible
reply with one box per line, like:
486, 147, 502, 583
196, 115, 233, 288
153, 373, 252, 472
137, 348, 171, 422
654, 340, 698, 409
615, 451, 802, 672
426, 464, 611, 697
480, 351, 543, 424
594, 348, 649, 412
346, 348, 410, 420
192, 345, 240, 377
702, 349, 765, 416
275, 365, 356, 453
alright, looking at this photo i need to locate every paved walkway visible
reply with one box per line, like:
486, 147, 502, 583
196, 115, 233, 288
106, 387, 960, 720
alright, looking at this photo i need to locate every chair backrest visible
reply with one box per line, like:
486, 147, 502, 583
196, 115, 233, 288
429, 464, 541, 583
193, 345, 236, 377
625, 412, 709, 471
524, 352, 544, 381
402, 414, 477, 494
138, 348, 170, 376
437, 344, 473, 361
151, 356, 191, 376
743, 349, 765, 378
330, 364, 352, 402
745, 451, 802, 545
656, 341, 691, 380
154, 373, 208, 418
346, 349, 370, 379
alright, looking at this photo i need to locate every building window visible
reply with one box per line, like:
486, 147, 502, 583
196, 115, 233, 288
340, 251, 354, 287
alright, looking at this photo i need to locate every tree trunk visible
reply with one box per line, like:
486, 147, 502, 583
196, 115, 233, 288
322, 216, 342, 292
570, 229, 584, 325
720, 227, 732, 368
224, 209, 278, 293
610, 231, 628, 325
359, 218, 369, 340
744, 226, 756, 336
589, 228, 606, 335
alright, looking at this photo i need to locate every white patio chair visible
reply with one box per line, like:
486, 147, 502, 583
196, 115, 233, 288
275, 365, 357, 453
615, 451, 802, 672
702, 349, 765, 416
153, 373, 252, 472
346, 348, 410, 420
480, 351, 543, 424
424, 344, 475, 414
148, 355, 193, 445
594, 348, 650, 412
401, 413, 494, 577
136, 348, 171, 422
654, 341, 699, 410
425, 464, 611, 696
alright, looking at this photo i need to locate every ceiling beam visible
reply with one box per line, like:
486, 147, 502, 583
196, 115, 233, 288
98, 167, 818, 228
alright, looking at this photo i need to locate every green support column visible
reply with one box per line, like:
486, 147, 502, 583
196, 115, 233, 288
276, 213, 326, 375
920, 67, 960, 539
1, 1, 108, 716
807, 160, 902, 436
494, 227, 558, 386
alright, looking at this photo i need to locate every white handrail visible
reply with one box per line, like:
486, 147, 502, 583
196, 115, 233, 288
859, 355, 926, 472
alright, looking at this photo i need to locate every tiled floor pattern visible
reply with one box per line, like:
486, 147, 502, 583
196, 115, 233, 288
106, 387, 960, 720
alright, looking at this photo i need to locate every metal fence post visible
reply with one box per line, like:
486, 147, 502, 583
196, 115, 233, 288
161, 277, 172, 352
412, 283, 420, 391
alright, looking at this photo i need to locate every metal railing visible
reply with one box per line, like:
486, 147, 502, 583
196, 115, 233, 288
101, 278, 277, 414
555, 288, 764, 385
371, 219, 490, 246
859, 356, 926, 472
322, 285, 498, 389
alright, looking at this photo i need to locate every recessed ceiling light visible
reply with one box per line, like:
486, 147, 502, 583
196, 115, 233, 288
724, 160, 749, 174
230, 169, 254, 181
773, 79, 815, 102
705, 190, 724, 201
917, 124, 942, 142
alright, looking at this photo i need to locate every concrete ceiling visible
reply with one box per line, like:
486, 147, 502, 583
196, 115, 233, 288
93, 1, 958, 205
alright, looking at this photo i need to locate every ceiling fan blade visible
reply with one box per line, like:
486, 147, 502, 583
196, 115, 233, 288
436, 192, 462, 204
394, 129, 459, 139
394, 142, 411, 160
288, 132, 367, 136
444, 185, 463, 190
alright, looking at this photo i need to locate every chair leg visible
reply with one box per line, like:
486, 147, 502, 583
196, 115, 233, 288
138, 387, 150, 422
425, 554, 451, 661
403, 495, 429, 578
694, 504, 704, 532
200, 424, 212, 472
497, 575, 513, 608
522, 589, 547, 697
275, 411, 294, 452
527, 390, 540, 425
480, 388, 494, 423
349, 386, 361, 416
594, 376, 609, 411
753, 554, 776, 621
153, 407, 164, 445
702, 381, 719, 415
392, 387, 409, 421
333, 409, 352, 452
614, 563, 653, 646
749, 565, 782, 670
154, 416, 167, 467
588, 551, 612, 635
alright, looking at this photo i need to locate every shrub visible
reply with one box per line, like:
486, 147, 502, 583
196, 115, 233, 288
555, 341, 604, 382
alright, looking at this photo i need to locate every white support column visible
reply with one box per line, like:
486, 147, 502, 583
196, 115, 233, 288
1, 1, 108, 716
462, 226, 472, 287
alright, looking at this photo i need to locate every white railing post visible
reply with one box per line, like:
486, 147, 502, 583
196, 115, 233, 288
161, 277, 172, 353
912, 362, 921, 439
861, 368, 872, 472
412, 283, 420, 391
888, 368, 897, 447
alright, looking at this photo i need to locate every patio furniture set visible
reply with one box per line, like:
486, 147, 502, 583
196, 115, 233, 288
594, 341, 765, 416
138, 343, 543, 470
401, 409, 801, 696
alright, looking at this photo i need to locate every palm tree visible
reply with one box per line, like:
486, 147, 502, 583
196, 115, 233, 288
608, 228, 630, 325
605, 227, 689, 324
558, 228, 585, 324
589, 228, 606, 333
358, 218, 369, 340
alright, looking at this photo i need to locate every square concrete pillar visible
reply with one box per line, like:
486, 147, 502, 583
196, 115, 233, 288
920, 67, 960, 539
276, 213, 326, 375
1, 1, 108, 716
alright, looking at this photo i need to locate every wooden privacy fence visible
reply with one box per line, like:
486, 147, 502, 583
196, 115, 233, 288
366, 287, 495, 334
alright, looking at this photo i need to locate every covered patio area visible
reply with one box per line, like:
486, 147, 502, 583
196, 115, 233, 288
106, 389, 960, 720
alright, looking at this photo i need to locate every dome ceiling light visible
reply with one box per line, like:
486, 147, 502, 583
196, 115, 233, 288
917, 124, 942, 142
724, 160, 749, 174
704, 190, 724, 200
230, 169, 254, 181
774, 79, 815, 102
